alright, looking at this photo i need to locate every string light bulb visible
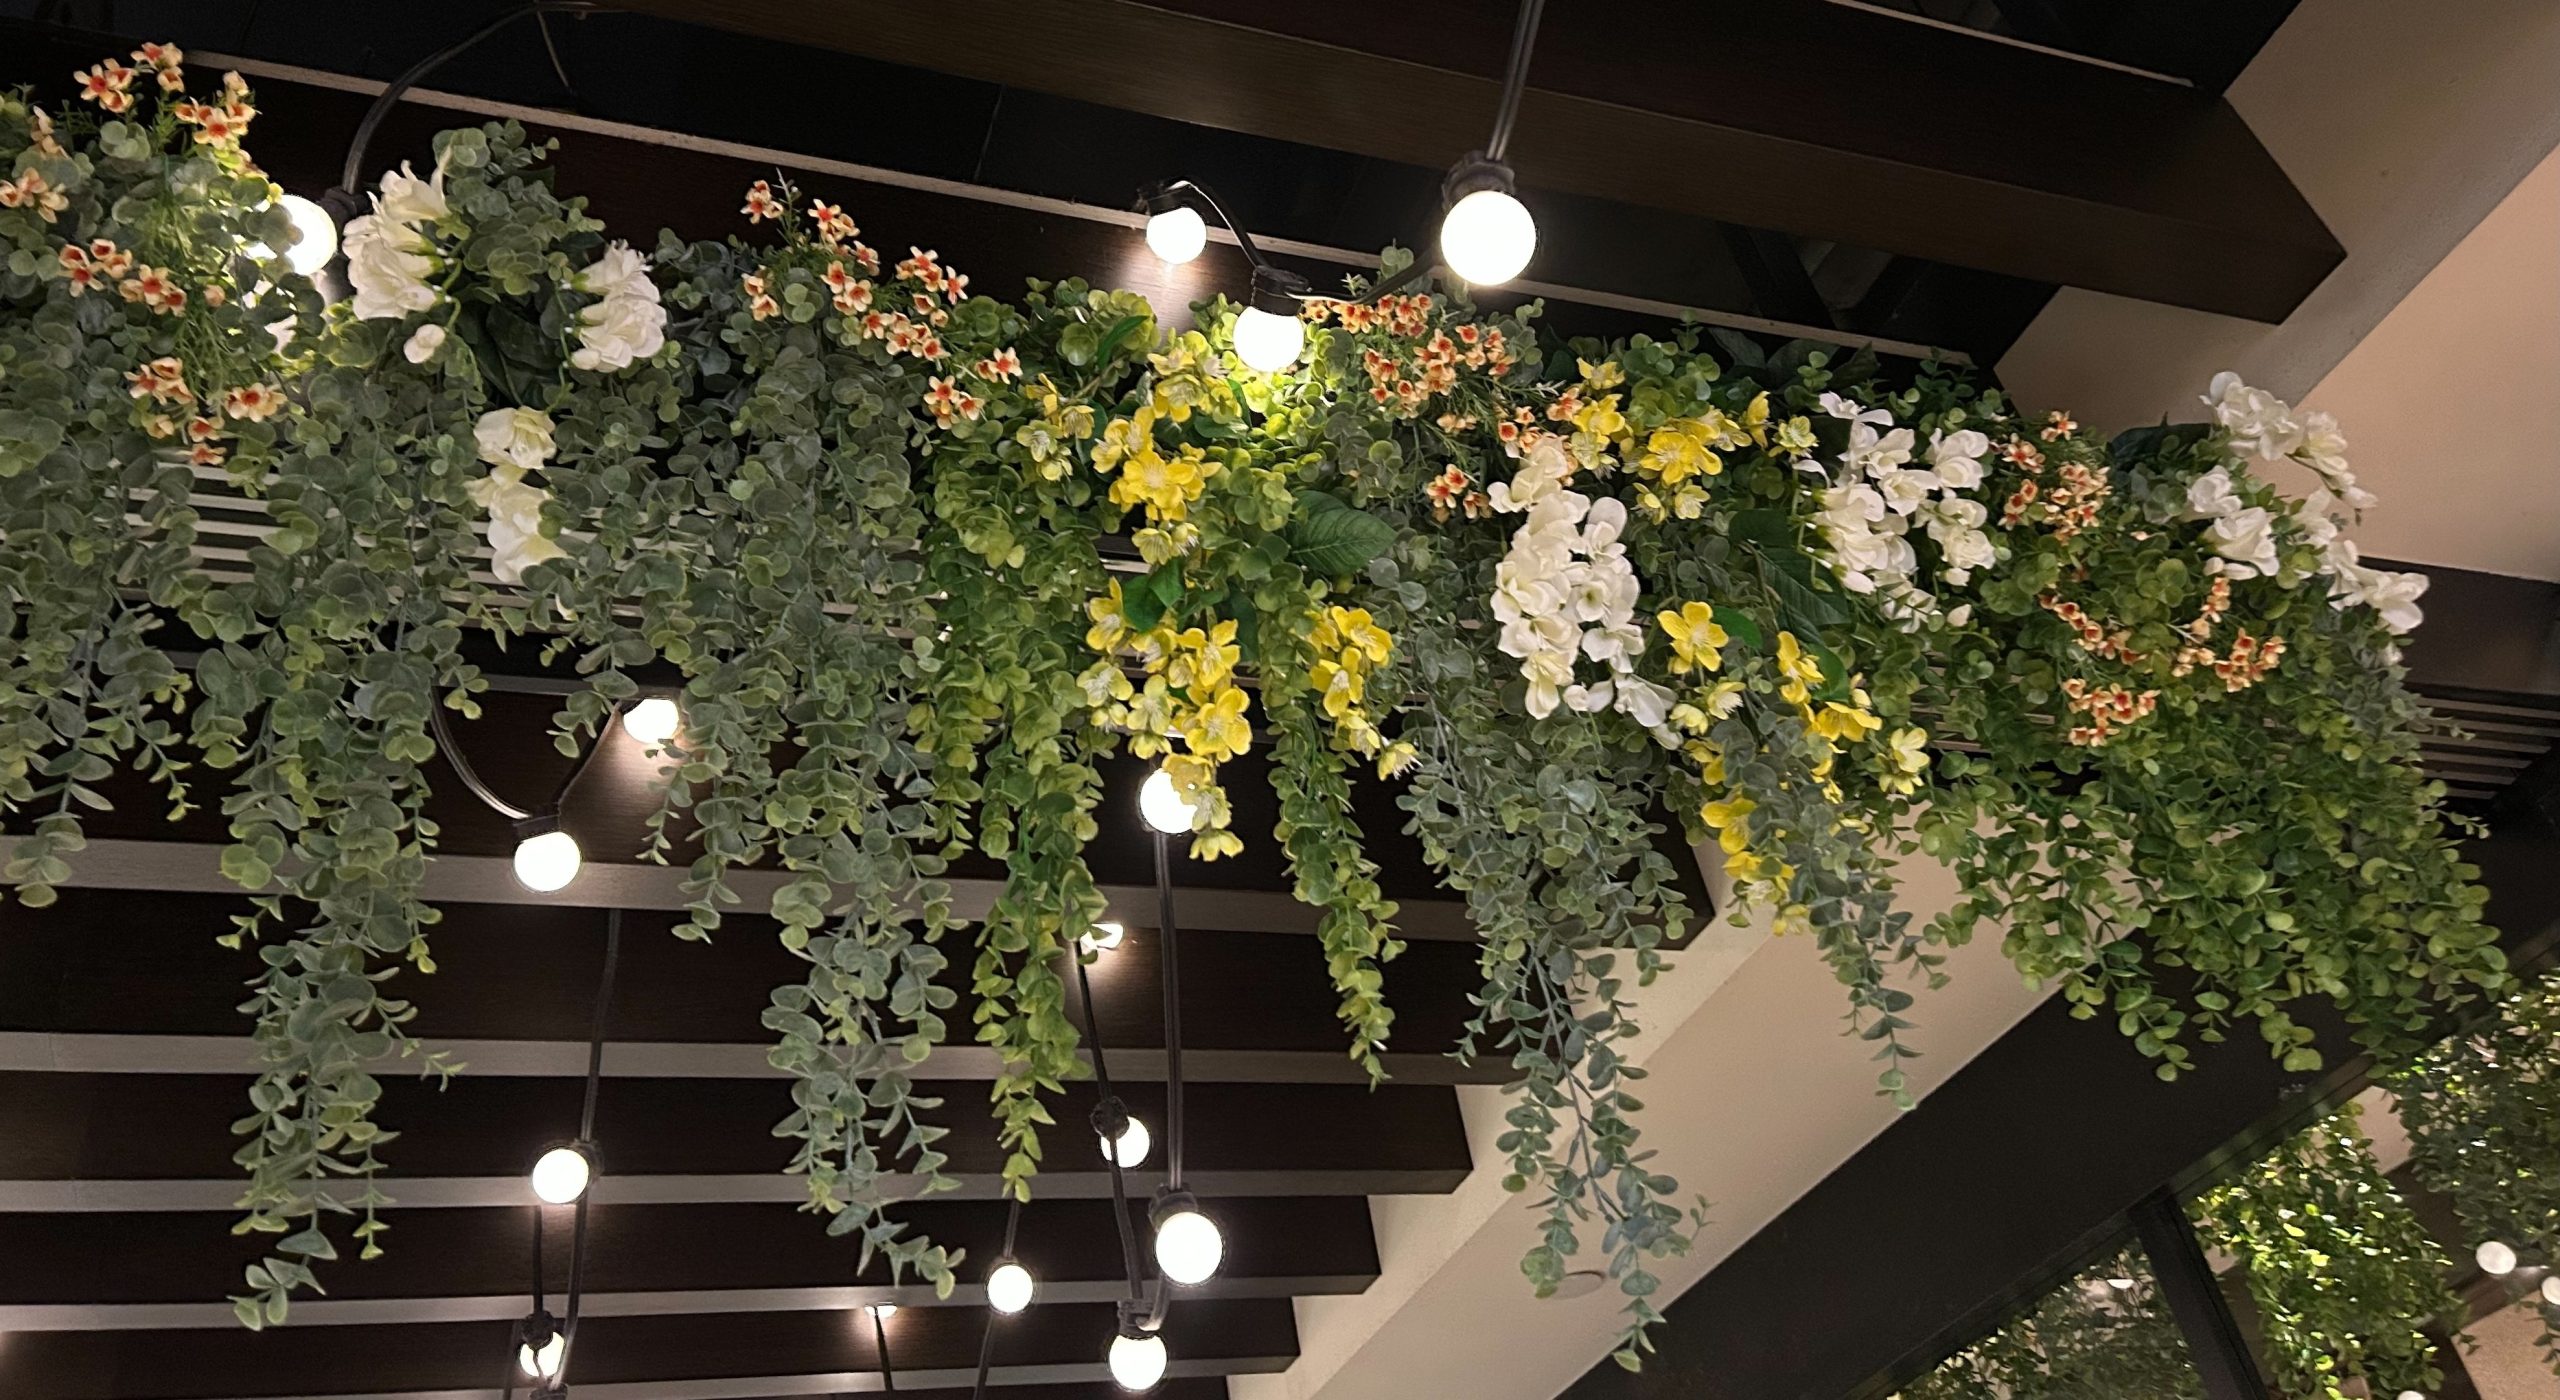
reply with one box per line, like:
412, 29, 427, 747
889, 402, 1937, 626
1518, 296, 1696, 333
1138, 767, 1198, 836
1079, 919, 1127, 955
1438, 157, 1536, 287
622, 697, 681, 745
1231, 265, 1309, 373
275, 193, 340, 277
530, 1143, 593, 1205
2477, 1239, 2519, 1276
513, 815, 582, 893
868, 1303, 898, 1321
2542, 1274, 2560, 1306
1151, 1189, 1224, 1285
1100, 1113, 1152, 1169
1108, 1322, 1168, 1391
987, 1259, 1036, 1314
517, 1317, 566, 1381
1145, 199, 1207, 265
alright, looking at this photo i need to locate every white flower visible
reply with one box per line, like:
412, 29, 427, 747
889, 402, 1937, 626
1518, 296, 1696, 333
402, 322, 446, 364
1927, 429, 1990, 491
2201, 372, 2303, 459
571, 287, 667, 372
1944, 603, 1973, 628
466, 466, 567, 584
1561, 680, 1615, 714
1614, 675, 1680, 746
376, 158, 449, 227
1819, 483, 1887, 527
2203, 506, 2279, 579
1922, 498, 1996, 583
2326, 542, 2428, 635
1874, 467, 1938, 516
2181, 465, 2245, 520
576, 242, 654, 300
1845, 423, 1916, 480
1820, 392, 1890, 428
1581, 615, 1645, 668
474, 407, 557, 475
341, 213, 438, 321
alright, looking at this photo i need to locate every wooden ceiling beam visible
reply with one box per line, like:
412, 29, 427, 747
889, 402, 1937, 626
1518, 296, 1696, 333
612, 0, 2342, 321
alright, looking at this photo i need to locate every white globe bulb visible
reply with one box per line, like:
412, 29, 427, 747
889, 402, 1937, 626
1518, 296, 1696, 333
2477, 1239, 2519, 1276
277, 194, 339, 277
868, 1303, 898, 1321
2543, 1274, 2560, 1306
1108, 1329, 1168, 1391
1440, 187, 1536, 286
513, 829, 582, 893
530, 1145, 592, 1205
1138, 767, 1198, 835
1153, 1205, 1224, 1285
2395, 1391, 2427, 1400
1079, 920, 1127, 955
1230, 304, 1305, 373
1145, 205, 1207, 265
987, 1260, 1036, 1314
1100, 1115, 1152, 1169
622, 697, 681, 745
518, 1332, 565, 1380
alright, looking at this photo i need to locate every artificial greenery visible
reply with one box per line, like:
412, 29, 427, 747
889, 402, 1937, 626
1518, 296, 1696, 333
1895, 1248, 2205, 1400
2194, 1099, 2467, 1399
2395, 965, 2560, 1374
0, 49, 2510, 1363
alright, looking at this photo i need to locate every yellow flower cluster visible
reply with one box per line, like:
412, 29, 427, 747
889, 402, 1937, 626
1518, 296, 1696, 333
1308, 605, 1413, 776
1013, 375, 1094, 481
1081, 582, 1250, 860
1632, 394, 1766, 519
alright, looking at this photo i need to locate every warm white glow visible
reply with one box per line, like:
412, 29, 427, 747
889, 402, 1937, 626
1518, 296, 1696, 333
277, 194, 339, 277
868, 1303, 898, 1321
1108, 1329, 1168, 1391
1138, 767, 1198, 835
987, 1260, 1035, 1314
2105, 1276, 2135, 1291
1145, 204, 1207, 265
1439, 187, 1536, 286
622, 697, 681, 745
529, 1145, 592, 1204
513, 829, 582, 893
1079, 919, 1127, 956
2395, 1391, 2427, 1400
2477, 1239, 2519, 1276
1231, 304, 1305, 373
1099, 1115, 1152, 1169
1153, 1205, 1224, 1285
518, 1332, 565, 1380
2543, 1274, 2560, 1305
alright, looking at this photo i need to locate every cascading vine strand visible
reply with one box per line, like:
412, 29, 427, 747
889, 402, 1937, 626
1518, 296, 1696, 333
0, 49, 2509, 1362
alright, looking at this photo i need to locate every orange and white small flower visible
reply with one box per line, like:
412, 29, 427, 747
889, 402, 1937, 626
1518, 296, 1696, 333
830, 277, 873, 317
75, 61, 137, 112
121, 265, 187, 314
975, 346, 1022, 382
126, 357, 190, 404
187, 438, 227, 467
133, 42, 184, 71
740, 271, 779, 320
88, 240, 134, 278
26, 108, 64, 158
807, 199, 857, 245
896, 247, 943, 291
0, 169, 69, 222
142, 413, 178, 440
1424, 464, 1470, 519
848, 241, 880, 275
184, 415, 222, 444
223, 384, 284, 421
741, 179, 783, 222
58, 244, 100, 295
923, 375, 981, 427
857, 309, 892, 340
201, 283, 227, 308
2040, 410, 2078, 442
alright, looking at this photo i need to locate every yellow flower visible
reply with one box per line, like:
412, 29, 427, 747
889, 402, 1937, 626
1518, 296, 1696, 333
1311, 659, 1363, 718
1167, 619, 1240, 691
1638, 420, 1726, 486
1578, 358, 1625, 391
1776, 631, 1824, 705
1701, 794, 1755, 830
1772, 415, 1816, 457
1181, 685, 1253, 762
1683, 739, 1727, 787
1808, 702, 1881, 746
1725, 848, 1773, 883
1094, 407, 1155, 472
1375, 740, 1419, 778
1740, 391, 1770, 444
1572, 392, 1629, 444
1658, 603, 1730, 675
1888, 726, 1930, 774
1703, 679, 1747, 719
1317, 606, 1393, 665
1771, 902, 1813, 936
1085, 581, 1129, 653
1076, 659, 1133, 707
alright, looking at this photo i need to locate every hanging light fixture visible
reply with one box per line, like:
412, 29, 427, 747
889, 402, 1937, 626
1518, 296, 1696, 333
1437, 157, 1536, 287
273, 194, 341, 277
1107, 1315, 1169, 1392
868, 1303, 899, 1321
1138, 767, 1199, 836
1098, 1108, 1152, 1170
1143, 187, 1208, 265
529, 1141, 595, 1205
1231, 265, 1311, 373
987, 1258, 1037, 1314
513, 814, 584, 893
621, 696, 681, 745
1150, 1188, 1224, 1286
517, 1309, 567, 1381
2477, 1239, 2520, 1276
1079, 919, 1128, 956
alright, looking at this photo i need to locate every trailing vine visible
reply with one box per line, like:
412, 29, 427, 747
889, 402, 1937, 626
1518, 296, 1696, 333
0, 49, 2512, 1362
1896, 1249, 2203, 1400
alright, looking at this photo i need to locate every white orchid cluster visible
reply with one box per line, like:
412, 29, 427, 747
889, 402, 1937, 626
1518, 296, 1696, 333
1809, 393, 1991, 629
567, 241, 666, 373
468, 407, 566, 584
342, 159, 447, 323
2191, 372, 2425, 635
1489, 435, 1679, 740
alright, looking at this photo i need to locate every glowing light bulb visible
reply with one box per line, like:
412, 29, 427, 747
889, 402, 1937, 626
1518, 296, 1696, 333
513, 828, 582, 893
988, 1260, 1035, 1314
1138, 767, 1197, 835
868, 1303, 898, 1321
622, 697, 681, 745
1145, 204, 1206, 265
2395, 1391, 2427, 1400
1079, 920, 1127, 956
1231, 304, 1305, 373
277, 193, 339, 277
2105, 1277, 2135, 1291
518, 1332, 565, 1380
2477, 1239, 2519, 1276
2544, 1274, 2560, 1306
1100, 1115, 1152, 1169
530, 1144, 592, 1205
1439, 186, 1536, 286
1152, 1202, 1224, 1285
1108, 1327, 1168, 1391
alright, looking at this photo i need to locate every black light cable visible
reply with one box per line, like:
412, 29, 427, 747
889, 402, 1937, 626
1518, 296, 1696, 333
968, 1193, 1027, 1400
427, 696, 626, 892
1141, 825, 1222, 1297
505, 908, 618, 1397
871, 1301, 899, 1394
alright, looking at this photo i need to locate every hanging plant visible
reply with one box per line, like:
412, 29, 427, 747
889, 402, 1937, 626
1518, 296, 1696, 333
1895, 1248, 2203, 1400
0, 49, 2509, 1365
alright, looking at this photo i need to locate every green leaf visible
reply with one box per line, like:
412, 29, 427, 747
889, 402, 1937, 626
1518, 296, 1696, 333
1286, 491, 1396, 579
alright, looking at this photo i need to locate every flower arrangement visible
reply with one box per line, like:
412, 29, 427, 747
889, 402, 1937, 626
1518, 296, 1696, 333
0, 51, 2506, 1364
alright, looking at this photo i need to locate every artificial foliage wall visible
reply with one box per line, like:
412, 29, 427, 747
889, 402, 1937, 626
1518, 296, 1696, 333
0, 52, 2510, 1364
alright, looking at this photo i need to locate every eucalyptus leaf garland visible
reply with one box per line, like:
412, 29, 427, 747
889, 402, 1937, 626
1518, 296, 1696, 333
0, 52, 2509, 1365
